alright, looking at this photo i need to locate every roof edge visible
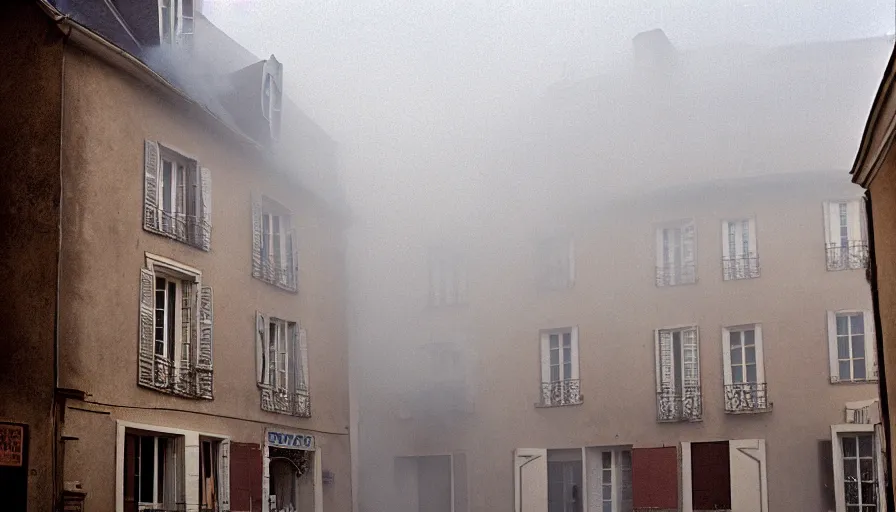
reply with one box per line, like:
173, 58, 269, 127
852, 44, 896, 188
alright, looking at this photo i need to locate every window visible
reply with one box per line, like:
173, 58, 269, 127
143, 141, 211, 251
536, 236, 575, 290
159, 0, 194, 46
262, 57, 283, 140
429, 250, 467, 306
721, 218, 759, 280
832, 427, 883, 512
255, 313, 310, 417
592, 449, 632, 512
655, 221, 696, 286
251, 196, 298, 292
828, 311, 877, 383
199, 438, 228, 512
124, 433, 181, 511
722, 325, 770, 413
655, 326, 701, 422
139, 254, 214, 399
539, 328, 581, 406
824, 200, 868, 271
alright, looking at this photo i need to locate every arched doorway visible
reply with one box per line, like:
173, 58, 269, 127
268, 447, 314, 512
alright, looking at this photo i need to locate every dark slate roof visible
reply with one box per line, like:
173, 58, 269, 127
43, 0, 345, 212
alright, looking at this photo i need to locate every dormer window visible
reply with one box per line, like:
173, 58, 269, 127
262, 57, 283, 141
159, 0, 194, 46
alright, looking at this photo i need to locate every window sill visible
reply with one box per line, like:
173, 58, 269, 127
144, 220, 210, 252
535, 399, 584, 408
252, 274, 298, 294
724, 405, 773, 415
831, 378, 879, 385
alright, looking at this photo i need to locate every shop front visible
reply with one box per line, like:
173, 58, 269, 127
264, 428, 322, 512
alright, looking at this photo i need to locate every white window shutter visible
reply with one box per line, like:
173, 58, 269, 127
682, 222, 696, 271
721, 328, 733, 386
683, 327, 700, 387
865, 311, 877, 381
143, 140, 160, 232
847, 200, 862, 242
540, 333, 551, 384
570, 327, 580, 380
567, 238, 576, 287
655, 228, 665, 269
199, 167, 212, 251
827, 311, 840, 383
824, 202, 839, 246
721, 222, 732, 260
286, 228, 298, 292
255, 312, 268, 387
251, 193, 263, 279
138, 268, 156, 387
655, 330, 673, 393
754, 324, 766, 383
218, 438, 231, 511
747, 218, 758, 256
196, 286, 214, 399
297, 327, 309, 395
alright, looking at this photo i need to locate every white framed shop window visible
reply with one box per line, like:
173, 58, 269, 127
831, 424, 886, 512
263, 429, 323, 512
115, 420, 230, 512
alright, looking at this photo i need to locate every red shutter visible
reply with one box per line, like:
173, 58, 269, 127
123, 434, 137, 512
691, 441, 731, 510
632, 446, 678, 510
229, 442, 263, 512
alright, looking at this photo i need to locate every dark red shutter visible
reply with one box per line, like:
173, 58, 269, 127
123, 433, 137, 512
691, 441, 731, 510
230, 442, 263, 512
632, 446, 678, 510
819, 440, 835, 511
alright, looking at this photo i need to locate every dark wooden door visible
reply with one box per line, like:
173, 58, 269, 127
691, 441, 731, 510
632, 446, 679, 510
0, 423, 27, 512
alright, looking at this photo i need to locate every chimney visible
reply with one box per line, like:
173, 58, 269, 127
632, 29, 676, 69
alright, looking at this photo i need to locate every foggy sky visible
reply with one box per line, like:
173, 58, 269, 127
203, 1, 895, 221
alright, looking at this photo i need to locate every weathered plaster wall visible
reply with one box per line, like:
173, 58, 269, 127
57, 44, 350, 510
0, 1, 63, 510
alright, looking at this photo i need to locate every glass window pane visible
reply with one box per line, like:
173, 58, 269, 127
550, 348, 559, 366
730, 331, 741, 348
744, 329, 754, 346
602, 502, 612, 512
550, 366, 559, 382
854, 360, 866, 380
602, 484, 612, 496
861, 483, 876, 503
745, 346, 756, 364
732, 366, 743, 383
731, 346, 742, 365
746, 364, 757, 383
563, 347, 571, 364
602, 470, 611, 483
851, 314, 865, 335
844, 437, 858, 458
853, 336, 866, 358
139, 438, 154, 502
839, 337, 851, 359
859, 435, 873, 458
602, 452, 611, 467
550, 334, 559, 350
838, 315, 849, 336
841, 361, 853, 380
563, 362, 572, 379
563, 332, 571, 347
860, 459, 875, 480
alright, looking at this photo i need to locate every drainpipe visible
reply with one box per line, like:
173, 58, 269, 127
864, 190, 895, 512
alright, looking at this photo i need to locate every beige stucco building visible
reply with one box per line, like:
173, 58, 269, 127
0, 1, 350, 511
351, 32, 890, 512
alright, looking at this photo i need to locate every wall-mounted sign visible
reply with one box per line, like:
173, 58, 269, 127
267, 430, 315, 451
0, 424, 24, 467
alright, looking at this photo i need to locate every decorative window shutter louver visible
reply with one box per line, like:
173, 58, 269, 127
296, 327, 309, 394
143, 140, 160, 232
286, 228, 298, 291
251, 193, 263, 279
196, 286, 214, 399
657, 330, 673, 393
255, 312, 268, 387
138, 268, 156, 387
827, 311, 840, 383
682, 222, 696, 274
218, 438, 231, 512
199, 167, 212, 251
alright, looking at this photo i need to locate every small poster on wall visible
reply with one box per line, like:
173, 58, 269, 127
0, 424, 24, 467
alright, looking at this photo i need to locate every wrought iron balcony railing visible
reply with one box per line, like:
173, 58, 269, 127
656, 386, 702, 422
655, 264, 696, 287
259, 257, 298, 292
722, 256, 760, 281
826, 241, 869, 271
149, 208, 210, 250
260, 387, 311, 417
538, 379, 583, 407
724, 383, 771, 414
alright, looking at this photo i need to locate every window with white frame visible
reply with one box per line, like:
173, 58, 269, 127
824, 200, 868, 271
536, 236, 575, 290
721, 218, 759, 280
832, 426, 883, 512
251, 196, 298, 292
655, 326, 701, 422
255, 313, 310, 417
828, 311, 877, 383
594, 448, 632, 512
429, 250, 467, 306
139, 254, 214, 399
199, 438, 228, 511
159, 0, 194, 46
656, 221, 696, 286
539, 328, 581, 406
143, 141, 211, 251
124, 432, 182, 511
722, 325, 770, 412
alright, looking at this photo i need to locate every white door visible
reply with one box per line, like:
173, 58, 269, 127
728, 439, 767, 512
515, 449, 548, 512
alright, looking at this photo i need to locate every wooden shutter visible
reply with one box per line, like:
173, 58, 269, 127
143, 140, 160, 232
217, 439, 231, 511
513, 448, 547, 512
747, 218, 758, 256
251, 193, 263, 279
682, 221, 696, 281
864, 311, 878, 381
655, 330, 673, 394
818, 440, 835, 511
199, 167, 212, 251
297, 327, 309, 394
196, 286, 214, 399
824, 202, 840, 246
632, 446, 678, 510
722, 328, 733, 386
138, 269, 155, 388
691, 441, 731, 510
827, 311, 840, 383
721, 221, 732, 260
453, 452, 469, 512
286, 228, 298, 291
682, 327, 700, 388
255, 312, 268, 387
847, 200, 862, 243
230, 442, 262, 512
729, 439, 768, 512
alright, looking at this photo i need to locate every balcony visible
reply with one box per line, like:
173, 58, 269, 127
538, 379, 583, 407
722, 256, 760, 281
724, 383, 772, 414
655, 263, 696, 287
258, 257, 298, 292
260, 387, 311, 417
826, 241, 869, 271
656, 386, 702, 422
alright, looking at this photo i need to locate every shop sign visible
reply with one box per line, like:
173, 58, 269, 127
267, 430, 315, 451
0, 424, 24, 467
